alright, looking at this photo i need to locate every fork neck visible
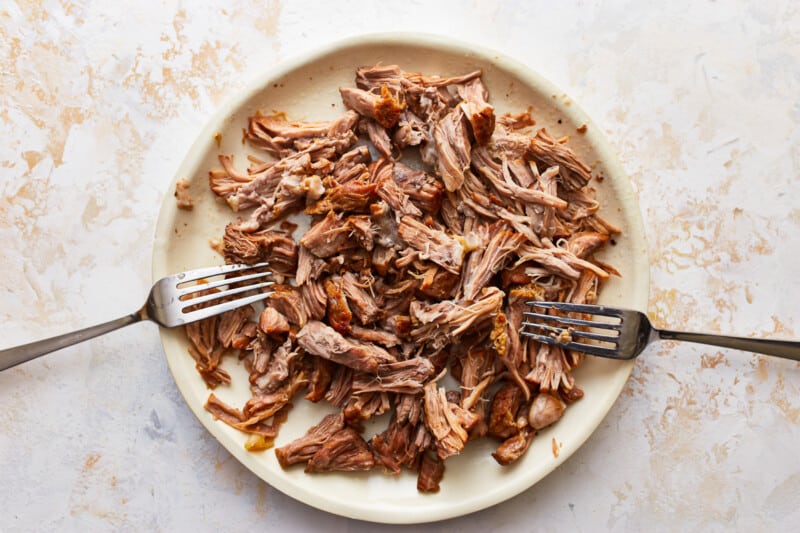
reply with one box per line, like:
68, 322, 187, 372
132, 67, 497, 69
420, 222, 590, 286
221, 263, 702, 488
654, 328, 800, 361
0, 311, 144, 371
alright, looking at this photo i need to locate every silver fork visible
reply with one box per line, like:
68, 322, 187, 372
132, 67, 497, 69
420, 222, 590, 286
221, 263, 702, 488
0, 262, 274, 372
521, 302, 800, 361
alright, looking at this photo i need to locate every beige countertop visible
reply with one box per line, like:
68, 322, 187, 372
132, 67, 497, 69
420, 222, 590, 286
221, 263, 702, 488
1, 1, 799, 530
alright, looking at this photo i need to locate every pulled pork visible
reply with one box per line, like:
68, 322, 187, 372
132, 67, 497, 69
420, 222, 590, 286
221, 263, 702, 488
188, 63, 620, 492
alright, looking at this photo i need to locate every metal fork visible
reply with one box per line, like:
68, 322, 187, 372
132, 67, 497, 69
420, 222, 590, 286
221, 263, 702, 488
521, 302, 800, 361
0, 262, 274, 372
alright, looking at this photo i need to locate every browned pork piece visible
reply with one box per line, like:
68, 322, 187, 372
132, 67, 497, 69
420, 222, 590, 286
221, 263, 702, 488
208, 154, 259, 200
503, 283, 543, 370
566, 231, 611, 258
471, 147, 567, 209
348, 324, 401, 347
404, 69, 483, 88
246, 110, 360, 157
205, 393, 290, 439
333, 145, 371, 183
531, 163, 563, 239
423, 382, 480, 460
245, 114, 329, 157
454, 348, 496, 408
258, 307, 289, 335
217, 138, 337, 214
352, 358, 436, 394
490, 116, 592, 191
216, 304, 255, 349
490, 312, 531, 400
417, 450, 446, 492
451, 346, 495, 439
299, 211, 358, 258
252, 338, 298, 393
232, 322, 259, 351
343, 391, 391, 422
515, 239, 610, 281
241, 385, 293, 424
393, 110, 427, 149
526, 342, 575, 392
300, 279, 327, 321
209, 111, 358, 211
185, 314, 230, 388
367, 198, 397, 235
252, 172, 323, 226
296, 320, 395, 373
305, 357, 334, 402
353, 64, 400, 90
222, 225, 297, 275
569, 270, 599, 305
305, 178, 376, 215
363, 119, 394, 158
392, 162, 444, 214
527, 128, 592, 191
415, 263, 460, 300
373, 158, 423, 218
324, 276, 353, 334
205, 372, 305, 437
340, 272, 382, 325
433, 107, 471, 192
488, 381, 527, 440
492, 427, 535, 465
305, 428, 376, 472
395, 393, 424, 426
248, 333, 273, 376
457, 78, 495, 145
371, 416, 421, 474
397, 216, 465, 274
275, 413, 345, 467
295, 245, 327, 285
323, 365, 354, 408
267, 285, 309, 327
460, 222, 526, 301
340, 86, 405, 129
410, 286, 504, 346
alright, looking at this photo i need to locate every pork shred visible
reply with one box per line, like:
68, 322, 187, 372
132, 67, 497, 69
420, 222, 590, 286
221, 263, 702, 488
275, 413, 345, 467
296, 320, 394, 373
222, 225, 297, 275
189, 63, 620, 492
174, 178, 194, 210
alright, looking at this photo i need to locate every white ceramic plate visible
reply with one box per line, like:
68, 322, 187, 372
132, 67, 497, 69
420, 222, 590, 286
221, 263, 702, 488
152, 33, 649, 523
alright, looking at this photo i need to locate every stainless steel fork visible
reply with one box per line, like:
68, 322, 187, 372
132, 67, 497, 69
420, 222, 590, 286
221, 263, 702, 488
0, 262, 274, 371
521, 302, 800, 361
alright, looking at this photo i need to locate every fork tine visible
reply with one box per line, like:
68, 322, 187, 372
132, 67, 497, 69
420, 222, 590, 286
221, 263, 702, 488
177, 270, 273, 298
522, 311, 622, 331
175, 262, 270, 284
180, 280, 274, 310
181, 291, 274, 324
520, 331, 620, 358
521, 321, 620, 343
528, 301, 624, 317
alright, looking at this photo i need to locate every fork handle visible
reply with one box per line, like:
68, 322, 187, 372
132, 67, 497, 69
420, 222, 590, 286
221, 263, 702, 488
657, 329, 800, 361
0, 312, 143, 372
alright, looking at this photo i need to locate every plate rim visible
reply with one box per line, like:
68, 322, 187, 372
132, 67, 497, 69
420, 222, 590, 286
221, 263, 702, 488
152, 32, 650, 524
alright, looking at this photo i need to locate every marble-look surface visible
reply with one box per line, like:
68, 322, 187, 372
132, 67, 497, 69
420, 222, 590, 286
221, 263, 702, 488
1, 1, 799, 531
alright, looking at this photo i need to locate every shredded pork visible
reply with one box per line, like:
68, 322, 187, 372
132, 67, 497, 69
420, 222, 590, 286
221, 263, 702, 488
188, 63, 620, 492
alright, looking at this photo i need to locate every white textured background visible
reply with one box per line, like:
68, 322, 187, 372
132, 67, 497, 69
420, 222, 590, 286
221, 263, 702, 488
1, 1, 799, 531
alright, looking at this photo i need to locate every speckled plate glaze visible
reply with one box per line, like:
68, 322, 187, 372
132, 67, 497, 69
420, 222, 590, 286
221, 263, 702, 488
152, 33, 649, 524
